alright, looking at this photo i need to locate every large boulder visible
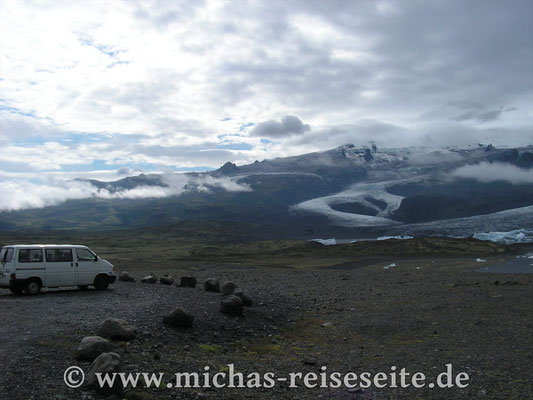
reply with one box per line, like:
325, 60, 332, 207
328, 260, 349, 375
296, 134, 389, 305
179, 276, 197, 288
160, 275, 174, 285
221, 281, 237, 296
163, 307, 194, 329
118, 271, 135, 282
233, 289, 253, 307
87, 352, 122, 395
75, 336, 113, 361
220, 295, 244, 316
204, 278, 220, 292
141, 273, 157, 284
96, 318, 136, 341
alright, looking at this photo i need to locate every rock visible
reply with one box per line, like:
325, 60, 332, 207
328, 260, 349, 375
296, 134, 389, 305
233, 289, 253, 306
118, 271, 135, 282
204, 278, 220, 292
75, 336, 113, 361
163, 307, 194, 328
141, 274, 157, 284
179, 276, 197, 288
221, 281, 238, 295
363, 148, 373, 162
87, 352, 122, 395
220, 295, 243, 316
160, 275, 174, 285
302, 357, 317, 366
218, 161, 239, 174
96, 318, 136, 341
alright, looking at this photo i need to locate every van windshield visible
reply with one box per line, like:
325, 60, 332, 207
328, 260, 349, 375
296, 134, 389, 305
1, 247, 14, 263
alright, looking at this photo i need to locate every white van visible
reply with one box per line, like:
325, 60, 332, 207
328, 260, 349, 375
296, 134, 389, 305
0, 244, 117, 295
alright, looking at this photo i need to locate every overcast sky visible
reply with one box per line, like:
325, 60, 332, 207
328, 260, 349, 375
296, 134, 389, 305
1, 0, 532, 185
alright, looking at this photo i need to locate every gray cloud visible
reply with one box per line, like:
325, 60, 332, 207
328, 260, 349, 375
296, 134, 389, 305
451, 106, 512, 123
250, 115, 310, 138
285, 119, 409, 149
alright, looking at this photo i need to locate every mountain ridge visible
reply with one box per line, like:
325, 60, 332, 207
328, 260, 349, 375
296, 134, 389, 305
1, 143, 532, 235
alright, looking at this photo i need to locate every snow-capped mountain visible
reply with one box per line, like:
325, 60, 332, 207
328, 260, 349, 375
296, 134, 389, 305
1, 143, 532, 237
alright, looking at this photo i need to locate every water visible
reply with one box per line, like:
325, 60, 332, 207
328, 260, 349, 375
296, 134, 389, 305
476, 253, 533, 274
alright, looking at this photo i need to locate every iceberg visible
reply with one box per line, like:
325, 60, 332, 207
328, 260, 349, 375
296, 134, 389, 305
311, 238, 337, 246
473, 229, 533, 244
377, 235, 414, 241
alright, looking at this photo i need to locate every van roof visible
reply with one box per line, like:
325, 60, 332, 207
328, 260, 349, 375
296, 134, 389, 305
3, 244, 89, 248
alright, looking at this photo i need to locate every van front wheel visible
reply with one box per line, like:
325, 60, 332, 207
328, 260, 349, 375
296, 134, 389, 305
25, 279, 42, 295
94, 275, 109, 291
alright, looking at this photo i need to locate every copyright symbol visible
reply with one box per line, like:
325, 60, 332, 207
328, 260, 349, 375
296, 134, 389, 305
64, 366, 85, 388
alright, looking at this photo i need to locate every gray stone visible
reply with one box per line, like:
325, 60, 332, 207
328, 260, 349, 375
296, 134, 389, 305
179, 276, 197, 288
163, 307, 194, 328
118, 271, 135, 282
75, 336, 113, 361
96, 318, 136, 341
141, 274, 157, 284
204, 278, 220, 292
302, 357, 317, 366
221, 281, 237, 295
159, 275, 174, 285
233, 289, 253, 307
220, 295, 244, 316
87, 352, 122, 395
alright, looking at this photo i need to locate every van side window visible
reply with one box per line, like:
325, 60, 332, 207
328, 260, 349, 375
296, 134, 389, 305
45, 249, 73, 262
76, 248, 97, 262
19, 249, 43, 263
1, 248, 14, 263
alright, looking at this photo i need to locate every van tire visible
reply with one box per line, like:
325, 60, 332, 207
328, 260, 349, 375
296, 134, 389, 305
25, 279, 42, 295
94, 275, 109, 291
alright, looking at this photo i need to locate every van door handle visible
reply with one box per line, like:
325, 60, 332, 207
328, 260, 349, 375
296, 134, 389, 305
71, 262, 73, 267
76, 262, 79, 267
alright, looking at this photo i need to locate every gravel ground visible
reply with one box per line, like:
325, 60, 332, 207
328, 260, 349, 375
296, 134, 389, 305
0, 257, 532, 399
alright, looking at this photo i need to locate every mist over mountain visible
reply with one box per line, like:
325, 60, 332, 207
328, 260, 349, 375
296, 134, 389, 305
1, 143, 532, 238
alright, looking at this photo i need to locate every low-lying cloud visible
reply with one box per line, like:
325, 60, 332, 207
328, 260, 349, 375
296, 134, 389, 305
0, 173, 251, 212
250, 115, 310, 138
451, 162, 533, 184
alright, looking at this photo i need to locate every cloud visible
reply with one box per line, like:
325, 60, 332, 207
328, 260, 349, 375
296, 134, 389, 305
285, 119, 408, 150
0, 179, 98, 211
451, 105, 511, 124
0, 0, 531, 182
0, 172, 251, 212
451, 162, 533, 184
250, 115, 310, 138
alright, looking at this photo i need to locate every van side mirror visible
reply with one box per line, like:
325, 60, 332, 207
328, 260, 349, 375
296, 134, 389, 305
94, 256, 99, 262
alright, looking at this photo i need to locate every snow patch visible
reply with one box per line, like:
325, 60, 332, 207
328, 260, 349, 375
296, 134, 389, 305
383, 263, 396, 269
